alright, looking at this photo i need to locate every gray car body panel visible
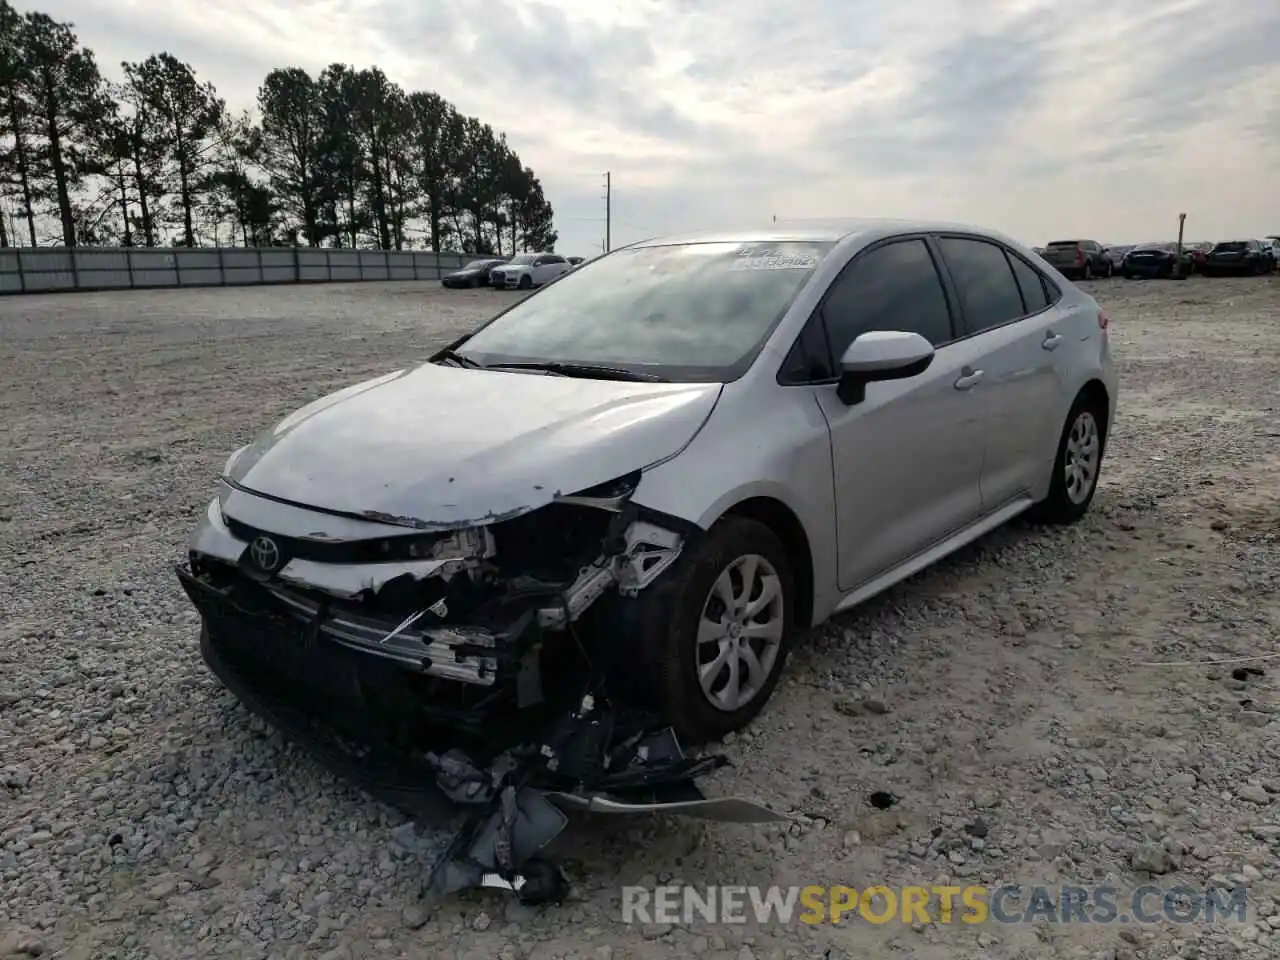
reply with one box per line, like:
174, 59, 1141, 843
204, 216, 1117, 633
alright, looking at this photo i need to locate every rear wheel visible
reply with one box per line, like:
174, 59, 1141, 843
1082, 261, 1093, 280
1030, 394, 1107, 525
602, 516, 794, 743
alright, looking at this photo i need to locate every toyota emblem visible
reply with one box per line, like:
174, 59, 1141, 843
249, 536, 282, 572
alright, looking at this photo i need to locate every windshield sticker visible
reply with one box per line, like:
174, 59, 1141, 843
729, 251, 820, 272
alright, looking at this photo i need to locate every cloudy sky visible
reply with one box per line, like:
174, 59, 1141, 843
29, 0, 1280, 256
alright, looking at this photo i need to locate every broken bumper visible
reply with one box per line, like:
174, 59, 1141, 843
177, 493, 788, 902
190, 599, 460, 822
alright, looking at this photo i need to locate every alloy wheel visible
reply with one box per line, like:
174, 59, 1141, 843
1064, 411, 1101, 505
695, 554, 785, 712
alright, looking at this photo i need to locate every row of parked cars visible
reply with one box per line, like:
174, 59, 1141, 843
440, 252, 587, 291
1031, 236, 1280, 280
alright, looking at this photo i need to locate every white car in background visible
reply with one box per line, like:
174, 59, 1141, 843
491, 253, 573, 290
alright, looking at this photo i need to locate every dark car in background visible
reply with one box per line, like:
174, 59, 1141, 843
1121, 243, 1190, 279
1042, 239, 1112, 279
1202, 240, 1271, 277
441, 258, 508, 289
1102, 245, 1133, 273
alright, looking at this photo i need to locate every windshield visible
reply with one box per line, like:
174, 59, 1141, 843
506, 254, 536, 266
456, 240, 833, 381
465, 260, 496, 269
1213, 241, 1248, 252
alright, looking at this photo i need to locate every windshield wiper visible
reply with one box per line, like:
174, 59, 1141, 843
435, 348, 484, 369
484, 361, 668, 382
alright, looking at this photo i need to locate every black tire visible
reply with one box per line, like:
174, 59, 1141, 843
1029, 392, 1107, 525
518, 274, 533, 289
1082, 261, 1093, 280
1103, 260, 1114, 278
600, 516, 795, 743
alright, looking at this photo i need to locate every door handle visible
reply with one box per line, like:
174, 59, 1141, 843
954, 369, 984, 390
1042, 332, 1063, 350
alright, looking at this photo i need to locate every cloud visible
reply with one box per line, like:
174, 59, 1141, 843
23, 0, 1280, 253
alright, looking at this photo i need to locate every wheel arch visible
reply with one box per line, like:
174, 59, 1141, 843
715, 495, 815, 630
1076, 378, 1112, 445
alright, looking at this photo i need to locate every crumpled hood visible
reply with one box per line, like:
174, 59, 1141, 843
226, 363, 722, 528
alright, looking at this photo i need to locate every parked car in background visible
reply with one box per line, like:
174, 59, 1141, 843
490, 253, 574, 289
1042, 239, 1112, 279
1102, 245, 1133, 273
176, 218, 1116, 750
441, 258, 508, 289
1121, 243, 1190, 279
1181, 242, 1213, 274
1202, 240, 1271, 277
1263, 238, 1279, 272
567, 256, 585, 268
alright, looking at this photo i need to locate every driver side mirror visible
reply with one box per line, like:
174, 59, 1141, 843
837, 331, 935, 405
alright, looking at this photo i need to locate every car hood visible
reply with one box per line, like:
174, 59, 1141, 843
225, 363, 722, 529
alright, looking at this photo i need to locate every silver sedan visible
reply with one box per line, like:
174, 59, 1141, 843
179, 218, 1117, 748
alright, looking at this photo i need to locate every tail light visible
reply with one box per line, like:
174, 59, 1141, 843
1098, 310, 1109, 333
1076, 248, 1085, 265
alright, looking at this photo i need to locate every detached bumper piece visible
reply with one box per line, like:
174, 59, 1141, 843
175, 562, 788, 904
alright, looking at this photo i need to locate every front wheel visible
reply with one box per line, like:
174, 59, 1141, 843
518, 274, 533, 289
1029, 395, 1106, 525
601, 516, 794, 743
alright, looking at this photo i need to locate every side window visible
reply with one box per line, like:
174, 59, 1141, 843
778, 315, 834, 384
937, 237, 1026, 335
532, 256, 548, 266
1007, 252, 1049, 314
820, 239, 954, 359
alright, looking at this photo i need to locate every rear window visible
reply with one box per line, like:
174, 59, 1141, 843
1046, 241, 1080, 249
1213, 242, 1248, 252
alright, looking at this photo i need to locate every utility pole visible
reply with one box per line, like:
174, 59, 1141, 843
603, 171, 611, 253
1176, 212, 1187, 279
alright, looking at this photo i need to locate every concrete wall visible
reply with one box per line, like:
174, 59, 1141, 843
0, 247, 477, 294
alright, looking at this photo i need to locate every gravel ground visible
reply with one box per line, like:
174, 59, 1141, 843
2, 276, 1278, 960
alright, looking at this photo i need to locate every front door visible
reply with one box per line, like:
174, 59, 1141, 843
810, 237, 987, 593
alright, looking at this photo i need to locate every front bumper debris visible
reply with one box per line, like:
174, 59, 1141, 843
177, 555, 788, 904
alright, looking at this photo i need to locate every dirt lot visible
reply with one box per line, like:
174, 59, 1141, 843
2, 277, 1278, 960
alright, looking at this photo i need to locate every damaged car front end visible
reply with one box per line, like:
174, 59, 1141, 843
179, 466, 786, 899
175, 234, 853, 897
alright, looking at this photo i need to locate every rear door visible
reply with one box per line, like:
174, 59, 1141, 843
804, 236, 988, 591
543, 255, 570, 282
933, 235, 1067, 509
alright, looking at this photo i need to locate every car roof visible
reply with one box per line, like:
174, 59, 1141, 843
625, 217, 1029, 249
